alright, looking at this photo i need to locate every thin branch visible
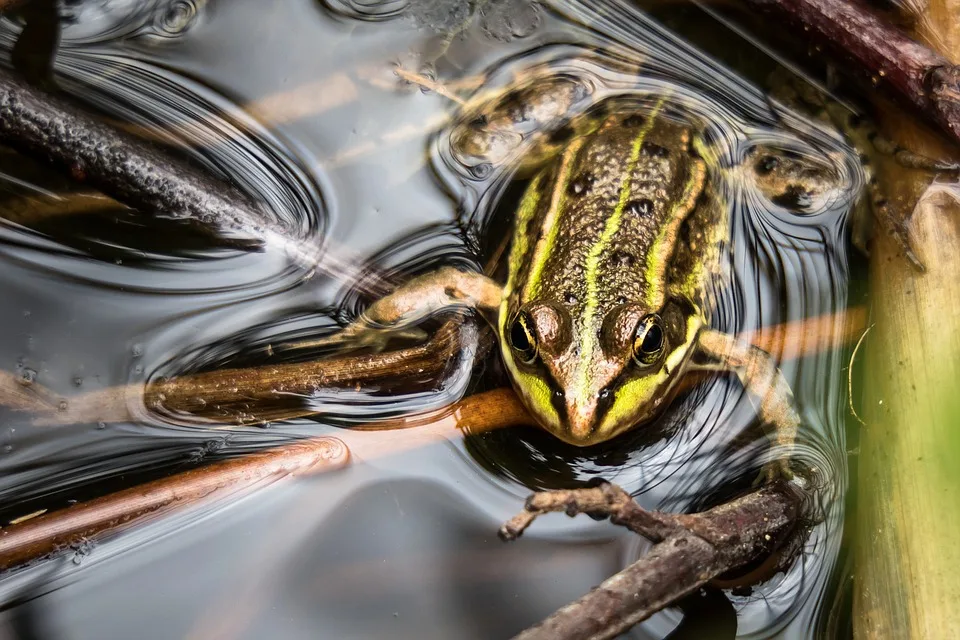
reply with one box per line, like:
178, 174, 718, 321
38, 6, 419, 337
0, 436, 349, 572
0, 386, 531, 572
501, 481, 803, 640
0, 67, 269, 249
31, 318, 483, 426
740, 0, 960, 149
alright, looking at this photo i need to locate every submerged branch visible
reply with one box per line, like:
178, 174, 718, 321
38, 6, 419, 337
0, 307, 861, 428
0, 436, 349, 572
0, 387, 531, 572
0, 67, 272, 250
32, 318, 483, 426
501, 481, 803, 640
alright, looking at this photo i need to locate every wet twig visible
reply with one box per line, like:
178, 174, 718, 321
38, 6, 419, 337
0, 67, 271, 249
738, 0, 960, 150
501, 481, 804, 640
29, 318, 483, 426
0, 436, 349, 572
0, 386, 533, 572
0, 307, 861, 427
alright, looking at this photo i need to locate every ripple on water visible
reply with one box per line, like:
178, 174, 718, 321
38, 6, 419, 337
0, 24, 330, 293
0, 0, 854, 635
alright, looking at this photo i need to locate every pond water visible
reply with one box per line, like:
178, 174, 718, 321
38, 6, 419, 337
0, 0, 857, 637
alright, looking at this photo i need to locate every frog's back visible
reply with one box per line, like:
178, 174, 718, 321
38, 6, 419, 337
505, 108, 718, 322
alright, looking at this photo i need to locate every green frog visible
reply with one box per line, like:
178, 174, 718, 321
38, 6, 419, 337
299, 77, 855, 479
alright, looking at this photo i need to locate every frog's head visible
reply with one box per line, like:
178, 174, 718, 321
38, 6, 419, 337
499, 299, 701, 446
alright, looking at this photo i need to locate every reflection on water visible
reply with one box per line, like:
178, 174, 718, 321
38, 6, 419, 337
0, 0, 853, 637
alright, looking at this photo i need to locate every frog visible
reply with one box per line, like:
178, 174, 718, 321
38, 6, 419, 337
290, 74, 851, 481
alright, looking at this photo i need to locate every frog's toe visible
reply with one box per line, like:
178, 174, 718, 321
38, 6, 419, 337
754, 459, 795, 487
888, 221, 926, 272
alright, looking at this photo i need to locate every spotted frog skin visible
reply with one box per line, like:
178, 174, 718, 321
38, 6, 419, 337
298, 78, 849, 479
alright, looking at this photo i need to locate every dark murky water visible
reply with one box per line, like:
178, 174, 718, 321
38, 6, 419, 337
0, 0, 856, 637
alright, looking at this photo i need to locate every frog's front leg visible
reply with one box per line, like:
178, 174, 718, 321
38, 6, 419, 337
694, 329, 800, 483
287, 267, 502, 352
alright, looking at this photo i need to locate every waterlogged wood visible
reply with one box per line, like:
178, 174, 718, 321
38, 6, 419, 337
0, 309, 862, 427
30, 319, 477, 426
0, 67, 271, 250
500, 482, 802, 640
854, 1, 960, 637
0, 436, 349, 571
0, 387, 531, 572
741, 0, 960, 149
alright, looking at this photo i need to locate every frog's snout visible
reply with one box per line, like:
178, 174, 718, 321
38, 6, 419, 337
556, 396, 603, 446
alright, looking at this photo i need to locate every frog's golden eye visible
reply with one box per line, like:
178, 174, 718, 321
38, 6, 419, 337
508, 312, 538, 364
633, 314, 665, 366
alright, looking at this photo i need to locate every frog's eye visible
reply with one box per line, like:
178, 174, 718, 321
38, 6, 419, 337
633, 314, 665, 366
508, 312, 538, 364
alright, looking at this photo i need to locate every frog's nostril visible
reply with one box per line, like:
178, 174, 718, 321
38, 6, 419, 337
755, 155, 780, 175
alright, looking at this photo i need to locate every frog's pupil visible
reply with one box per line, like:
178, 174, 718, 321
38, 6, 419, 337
640, 324, 663, 354
510, 317, 533, 352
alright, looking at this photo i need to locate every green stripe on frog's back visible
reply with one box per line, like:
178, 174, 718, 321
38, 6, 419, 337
502, 171, 543, 301
498, 169, 559, 430
521, 136, 587, 301
571, 99, 667, 404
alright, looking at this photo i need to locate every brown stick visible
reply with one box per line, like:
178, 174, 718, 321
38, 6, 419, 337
28, 318, 480, 426
10, 307, 860, 428
501, 482, 802, 640
0, 66, 272, 249
0, 386, 528, 572
0, 436, 349, 572
740, 0, 960, 150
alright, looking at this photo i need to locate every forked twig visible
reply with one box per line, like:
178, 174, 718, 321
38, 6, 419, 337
501, 481, 804, 640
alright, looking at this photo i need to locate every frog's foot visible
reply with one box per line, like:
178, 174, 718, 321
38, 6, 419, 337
755, 458, 795, 487
867, 185, 926, 272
